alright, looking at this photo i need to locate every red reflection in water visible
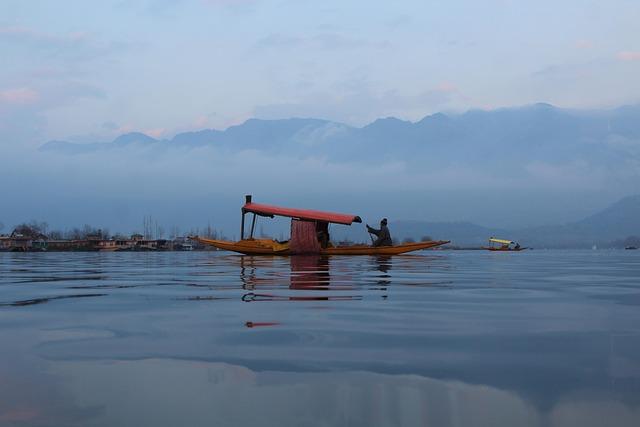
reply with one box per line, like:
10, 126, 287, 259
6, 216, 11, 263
290, 255, 330, 289
239, 255, 364, 307
242, 293, 362, 302
245, 321, 281, 328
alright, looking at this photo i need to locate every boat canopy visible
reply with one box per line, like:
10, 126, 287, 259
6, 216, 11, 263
489, 238, 513, 245
243, 202, 362, 225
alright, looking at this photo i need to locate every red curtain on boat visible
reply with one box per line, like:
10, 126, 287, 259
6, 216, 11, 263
289, 220, 321, 254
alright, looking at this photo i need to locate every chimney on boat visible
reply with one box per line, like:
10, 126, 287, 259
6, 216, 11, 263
245, 194, 252, 204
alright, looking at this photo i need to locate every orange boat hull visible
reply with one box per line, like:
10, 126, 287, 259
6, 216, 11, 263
193, 237, 449, 256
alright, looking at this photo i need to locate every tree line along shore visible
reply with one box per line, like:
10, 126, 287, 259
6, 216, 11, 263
0, 222, 218, 252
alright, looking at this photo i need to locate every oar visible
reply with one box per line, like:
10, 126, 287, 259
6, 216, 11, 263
366, 224, 375, 244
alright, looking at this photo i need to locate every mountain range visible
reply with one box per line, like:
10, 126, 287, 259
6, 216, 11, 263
386, 194, 640, 248
41, 103, 640, 172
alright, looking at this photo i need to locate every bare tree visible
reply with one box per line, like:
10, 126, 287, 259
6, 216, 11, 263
65, 224, 103, 240
49, 230, 64, 240
12, 222, 48, 239
203, 223, 218, 239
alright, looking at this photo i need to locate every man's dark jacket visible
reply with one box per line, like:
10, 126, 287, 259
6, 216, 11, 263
367, 224, 392, 247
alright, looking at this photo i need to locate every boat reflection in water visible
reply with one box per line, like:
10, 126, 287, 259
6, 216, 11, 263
237, 254, 453, 309
240, 255, 364, 303
373, 255, 392, 290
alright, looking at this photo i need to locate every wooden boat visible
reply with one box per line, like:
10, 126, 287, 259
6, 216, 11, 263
485, 246, 526, 252
193, 195, 449, 256
193, 236, 449, 256
483, 237, 527, 251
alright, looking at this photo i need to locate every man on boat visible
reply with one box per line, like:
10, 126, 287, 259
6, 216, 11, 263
316, 221, 330, 249
366, 218, 392, 247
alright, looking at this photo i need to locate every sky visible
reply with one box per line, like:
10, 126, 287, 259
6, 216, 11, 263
1, 0, 640, 235
2, 0, 640, 145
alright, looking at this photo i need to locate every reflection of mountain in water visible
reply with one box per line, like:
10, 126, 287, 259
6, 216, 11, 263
35, 359, 640, 427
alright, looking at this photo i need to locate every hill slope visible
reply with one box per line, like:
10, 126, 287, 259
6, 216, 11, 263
382, 195, 640, 248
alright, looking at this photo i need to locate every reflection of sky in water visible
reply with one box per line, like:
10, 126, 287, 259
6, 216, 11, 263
0, 251, 640, 426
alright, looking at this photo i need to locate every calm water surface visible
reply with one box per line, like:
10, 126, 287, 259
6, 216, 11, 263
0, 250, 639, 427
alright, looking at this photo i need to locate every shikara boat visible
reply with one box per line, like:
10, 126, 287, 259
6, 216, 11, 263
192, 195, 449, 256
483, 237, 527, 251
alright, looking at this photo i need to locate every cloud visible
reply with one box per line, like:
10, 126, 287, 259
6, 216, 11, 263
0, 25, 89, 45
0, 81, 106, 148
0, 24, 118, 147
0, 25, 130, 62
386, 14, 412, 29
144, 128, 167, 138
575, 40, 594, 49
201, 0, 257, 5
254, 33, 301, 49
46, 360, 544, 427
616, 51, 640, 61
1, 82, 106, 111
253, 81, 459, 125
524, 160, 607, 190
200, 0, 259, 14
254, 32, 388, 51
526, 55, 640, 109
0, 88, 39, 105
531, 57, 613, 79
102, 121, 119, 131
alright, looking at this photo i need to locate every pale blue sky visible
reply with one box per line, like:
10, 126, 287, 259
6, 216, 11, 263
1, 1, 640, 232
1, 0, 639, 145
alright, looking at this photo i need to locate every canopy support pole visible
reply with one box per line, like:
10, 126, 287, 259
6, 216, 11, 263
250, 213, 257, 239
241, 194, 252, 241
240, 211, 245, 240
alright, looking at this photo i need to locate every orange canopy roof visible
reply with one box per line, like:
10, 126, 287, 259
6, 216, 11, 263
242, 202, 362, 225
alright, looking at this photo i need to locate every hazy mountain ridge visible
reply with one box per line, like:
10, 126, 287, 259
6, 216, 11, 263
388, 221, 508, 246
40, 132, 160, 154
385, 195, 640, 248
513, 194, 640, 247
39, 104, 640, 170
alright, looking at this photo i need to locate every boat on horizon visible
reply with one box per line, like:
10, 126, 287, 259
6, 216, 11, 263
483, 237, 527, 251
192, 195, 449, 256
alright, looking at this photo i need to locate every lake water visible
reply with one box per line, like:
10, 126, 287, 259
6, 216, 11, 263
0, 250, 639, 427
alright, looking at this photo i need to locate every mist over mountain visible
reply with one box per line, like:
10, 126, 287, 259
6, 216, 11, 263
41, 104, 640, 173
1, 103, 639, 239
